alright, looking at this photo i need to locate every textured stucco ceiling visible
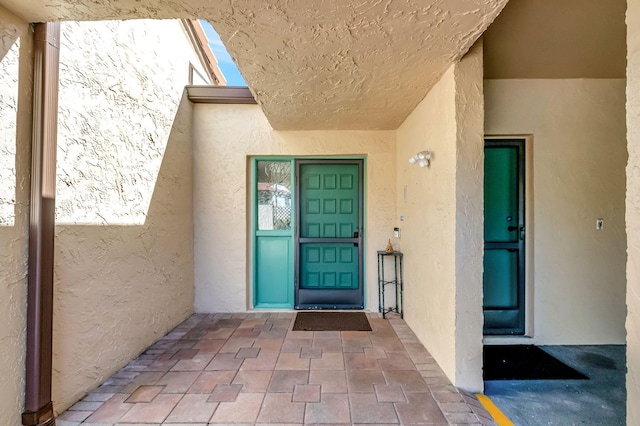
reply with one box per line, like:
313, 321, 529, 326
1, 0, 509, 130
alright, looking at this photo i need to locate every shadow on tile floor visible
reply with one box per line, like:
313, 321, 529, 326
485, 345, 626, 425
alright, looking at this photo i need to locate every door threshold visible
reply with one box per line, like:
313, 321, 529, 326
483, 335, 534, 345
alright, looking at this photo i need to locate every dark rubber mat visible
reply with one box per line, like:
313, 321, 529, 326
293, 312, 372, 331
484, 345, 589, 380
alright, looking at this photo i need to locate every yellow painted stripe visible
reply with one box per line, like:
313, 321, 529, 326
476, 394, 515, 426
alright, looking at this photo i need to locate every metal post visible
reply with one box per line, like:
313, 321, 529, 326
23, 22, 60, 426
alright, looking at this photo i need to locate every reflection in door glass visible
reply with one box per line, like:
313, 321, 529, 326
257, 161, 291, 230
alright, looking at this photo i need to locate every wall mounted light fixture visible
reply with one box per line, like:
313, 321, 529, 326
408, 149, 432, 168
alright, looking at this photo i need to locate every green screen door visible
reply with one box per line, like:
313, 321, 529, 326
484, 139, 526, 335
295, 160, 364, 309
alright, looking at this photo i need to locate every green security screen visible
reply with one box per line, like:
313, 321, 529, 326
299, 164, 359, 290
484, 147, 519, 243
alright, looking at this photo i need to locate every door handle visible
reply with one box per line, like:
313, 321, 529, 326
507, 226, 518, 232
353, 231, 359, 247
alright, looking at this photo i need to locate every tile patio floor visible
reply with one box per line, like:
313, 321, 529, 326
57, 312, 495, 425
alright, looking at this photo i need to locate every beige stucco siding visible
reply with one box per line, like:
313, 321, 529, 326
0, 6, 32, 425
485, 79, 627, 345
52, 20, 197, 412
453, 41, 485, 391
396, 65, 458, 385
395, 42, 485, 392
627, 1, 640, 423
192, 104, 396, 313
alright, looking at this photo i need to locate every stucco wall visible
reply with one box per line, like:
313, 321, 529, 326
396, 65, 458, 387
0, 6, 32, 425
52, 20, 198, 412
626, 1, 640, 423
395, 42, 485, 392
453, 42, 485, 391
193, 104, 396, 312
485, 79, 627, 345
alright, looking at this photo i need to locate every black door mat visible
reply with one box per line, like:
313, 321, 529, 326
293, 312, 372, 331
484, 345, 589, 380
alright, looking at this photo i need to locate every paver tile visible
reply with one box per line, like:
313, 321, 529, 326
440, 402, 474, 413
240, 349, 279, 370
379, 352, 416, 370
343, 339, 373, 353
125, 385, 164, 403
208, 383, 243, 402
309, 370, 348, 394
120, 371, 165, 393
233, 370, 273, 392
276, 352, 311, 370
347, 370, 387, 393
345, 353, 381, 370
67, 401, 104, 411
313, 331, 341, 339
445, 412, 481, 424
156, 371, 200, 393
310, 352, 345, 370
253, 337, 284, 351
312, 338, 343, 353
164, 394, 217, 423
256, 393, 305, 423
205, 353, 244, 371
300, 347, 323, 359
144, 357, 179, 372
84, 394, 133, 423
395, 392, 448, 425
281, 338, 313, 353
204, 328, 234, 340
57, 410, 92, 422
171, 353, 214, 371
82, 392, 115, 402
236, 347, 260, 358
209, 392, 264, 423
383, 369, 429, 392
286, 330, 314, 339
231, 328, 261, 338
374, 384, 407, 403
118, 393, 181, 423
349, 393, 399, 424
193, 339, 225, 353
305, 393, 351, 424
219, 337, 255, 354
341, 330, 371, 340
171, 348, 199, 360
238, 318, 267, 328
268, 370, 309, 392
364, 347, 388, 359
187, 370, 236, 394
293, 384, 321, 402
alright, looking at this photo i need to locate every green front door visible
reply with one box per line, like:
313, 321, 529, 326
483, 139, 526, 335
296, 160, 364, 309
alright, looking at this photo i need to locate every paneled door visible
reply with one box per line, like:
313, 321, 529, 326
295, 160, 364, 309
483, 139, 526, 335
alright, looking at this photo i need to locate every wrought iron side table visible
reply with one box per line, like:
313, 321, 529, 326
377, 251, 403, 319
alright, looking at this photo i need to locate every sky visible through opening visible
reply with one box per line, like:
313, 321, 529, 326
200, 20, 247, 86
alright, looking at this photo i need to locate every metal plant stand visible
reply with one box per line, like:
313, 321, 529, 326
377, 251, 403, 319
